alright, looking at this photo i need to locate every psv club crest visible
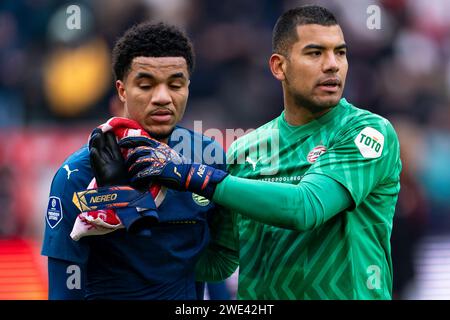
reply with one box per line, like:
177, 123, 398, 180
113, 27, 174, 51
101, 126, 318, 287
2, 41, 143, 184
307, 145, 327, 163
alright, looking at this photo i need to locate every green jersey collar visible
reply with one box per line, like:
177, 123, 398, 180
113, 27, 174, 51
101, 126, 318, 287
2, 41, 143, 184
279, 98, 347, 136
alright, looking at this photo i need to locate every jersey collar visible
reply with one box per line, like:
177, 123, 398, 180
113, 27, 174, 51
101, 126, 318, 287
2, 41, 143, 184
278, 98, 346, 137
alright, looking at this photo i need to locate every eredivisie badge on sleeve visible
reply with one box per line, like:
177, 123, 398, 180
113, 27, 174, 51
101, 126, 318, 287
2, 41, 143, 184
46, 196, 63, 228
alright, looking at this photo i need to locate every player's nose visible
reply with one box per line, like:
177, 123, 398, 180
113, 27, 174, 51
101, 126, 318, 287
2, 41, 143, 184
151, 84, 172, 106
322, 52, 339, 73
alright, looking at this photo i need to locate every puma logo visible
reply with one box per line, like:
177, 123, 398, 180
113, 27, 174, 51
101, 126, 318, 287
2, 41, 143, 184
245, 156, 261, 171
63, 165, 79, 180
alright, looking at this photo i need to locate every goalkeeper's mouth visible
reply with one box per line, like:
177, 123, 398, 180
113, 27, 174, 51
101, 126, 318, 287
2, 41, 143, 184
316, 77, 342, 94
149, 109, 174, 123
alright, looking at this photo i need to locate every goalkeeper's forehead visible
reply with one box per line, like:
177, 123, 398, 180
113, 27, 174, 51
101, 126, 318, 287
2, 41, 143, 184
294, 24, 345, 48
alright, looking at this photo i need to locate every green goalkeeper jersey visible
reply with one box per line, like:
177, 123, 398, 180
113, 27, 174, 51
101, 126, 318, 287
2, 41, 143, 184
225, 98, 401, 300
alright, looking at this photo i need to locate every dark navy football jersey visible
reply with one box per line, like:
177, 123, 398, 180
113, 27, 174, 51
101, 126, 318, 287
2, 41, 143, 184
41, 126, 226, 300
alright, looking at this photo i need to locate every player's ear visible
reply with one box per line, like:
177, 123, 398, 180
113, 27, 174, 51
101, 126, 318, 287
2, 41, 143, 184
116, 80, 126, 103
269, 53, 286, 81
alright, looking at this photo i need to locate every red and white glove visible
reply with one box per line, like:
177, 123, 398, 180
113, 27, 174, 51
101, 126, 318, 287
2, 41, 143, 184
70, 209, 124, 241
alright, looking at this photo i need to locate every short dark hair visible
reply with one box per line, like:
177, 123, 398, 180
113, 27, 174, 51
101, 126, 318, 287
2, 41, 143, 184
112, 22, 195, 81
272, 5, 338, 56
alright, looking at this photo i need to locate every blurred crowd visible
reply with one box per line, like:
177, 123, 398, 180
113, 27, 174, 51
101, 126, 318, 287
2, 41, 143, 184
1, 0, 450, 299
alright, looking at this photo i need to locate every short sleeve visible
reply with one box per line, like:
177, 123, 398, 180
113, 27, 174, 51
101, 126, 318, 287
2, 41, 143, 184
41, 166, 90, 264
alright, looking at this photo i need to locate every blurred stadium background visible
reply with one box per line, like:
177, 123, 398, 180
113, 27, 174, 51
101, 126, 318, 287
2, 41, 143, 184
1, 0, 450, 300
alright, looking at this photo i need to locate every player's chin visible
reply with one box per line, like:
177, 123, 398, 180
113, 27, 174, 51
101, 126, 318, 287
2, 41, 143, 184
144, 124, 176, 141
315, 94, 342, 108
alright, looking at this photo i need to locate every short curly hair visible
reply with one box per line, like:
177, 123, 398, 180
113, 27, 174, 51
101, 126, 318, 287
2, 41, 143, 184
112, 22, 195, 81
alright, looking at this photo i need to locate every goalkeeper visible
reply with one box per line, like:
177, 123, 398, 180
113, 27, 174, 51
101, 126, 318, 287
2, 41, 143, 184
117, 5, 402, 300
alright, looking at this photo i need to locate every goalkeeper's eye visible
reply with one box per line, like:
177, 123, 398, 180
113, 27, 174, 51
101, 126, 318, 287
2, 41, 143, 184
307, 51, 322, 57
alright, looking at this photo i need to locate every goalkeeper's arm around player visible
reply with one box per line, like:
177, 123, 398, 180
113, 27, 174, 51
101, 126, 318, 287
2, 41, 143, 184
118, 135, 353, 232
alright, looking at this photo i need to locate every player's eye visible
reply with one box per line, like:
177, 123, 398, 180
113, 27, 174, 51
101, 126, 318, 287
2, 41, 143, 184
169, 82, 184, 89
337, 50, 347, 56
307, 51, 322, 57
139, 84, 152, 90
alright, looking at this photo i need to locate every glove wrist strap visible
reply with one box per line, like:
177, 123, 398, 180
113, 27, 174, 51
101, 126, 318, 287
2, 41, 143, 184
73, 186, 155, 212
185, 164, 228, 199
73, 186, 159, 235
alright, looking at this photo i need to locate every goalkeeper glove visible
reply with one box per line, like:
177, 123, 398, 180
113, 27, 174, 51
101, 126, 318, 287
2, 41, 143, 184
89, 128, 129, 187
88, 129, 159, 234
119, 136, 228, 199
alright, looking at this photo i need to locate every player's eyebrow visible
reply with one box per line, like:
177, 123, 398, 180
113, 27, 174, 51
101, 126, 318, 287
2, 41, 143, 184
168, 72, 187, 80
303, 43, 347, 51
135, 72, 187, 80
135, 72, 154, 80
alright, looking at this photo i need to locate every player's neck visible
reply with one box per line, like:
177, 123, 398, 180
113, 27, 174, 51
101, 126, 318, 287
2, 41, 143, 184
282, 89, 333, 126
283, 103, 331, 126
